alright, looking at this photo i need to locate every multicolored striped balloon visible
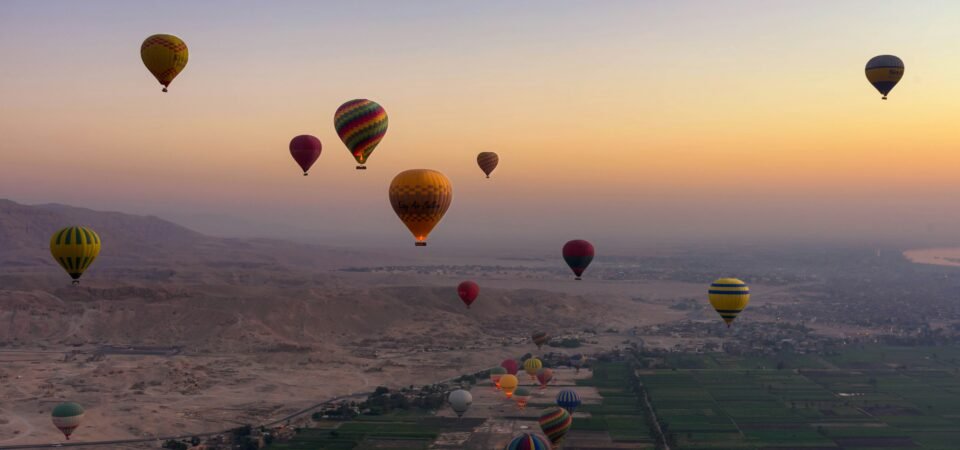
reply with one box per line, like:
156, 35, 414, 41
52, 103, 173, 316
504, 432, 551, 450
538, 407, 572, 446
334, 99, 388, 169
708, 278, 750, 327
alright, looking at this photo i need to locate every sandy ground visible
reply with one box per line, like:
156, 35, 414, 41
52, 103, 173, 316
903, 247, 960, 267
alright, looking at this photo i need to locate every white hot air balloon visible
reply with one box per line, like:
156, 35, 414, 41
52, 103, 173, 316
448, 389, 473, 418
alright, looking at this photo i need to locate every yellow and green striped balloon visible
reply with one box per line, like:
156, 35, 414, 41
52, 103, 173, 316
50, 226, 101, 284
708, 278, 750, 327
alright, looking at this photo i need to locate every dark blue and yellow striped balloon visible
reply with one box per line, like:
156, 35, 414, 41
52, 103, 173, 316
556, 389, 582, 413
708, 278, 750, 327
865, 55, 904, 100
50, 226, 101, 284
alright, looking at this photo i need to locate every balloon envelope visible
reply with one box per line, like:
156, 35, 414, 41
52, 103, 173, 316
537, 368, 554, 387
557, 389, 582, 413
448, 389, 473, 417
334, 99, 388, 168
504, 432, 551, 450
289, 135, 322, 175
500, 374, 519, 398
708, 278, 750, 326
51, 402, 84, 440
141, 34, 188, 92
458, 281, 479, 308
563, 239, 594, 279
523, 358, 543, 377
388, 169, 453, 246
539, 407, 573, 446
50, 226, 101, 284
865, 55, 904, 99
477, 152, 499, 178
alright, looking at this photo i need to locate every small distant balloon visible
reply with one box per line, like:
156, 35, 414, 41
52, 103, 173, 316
501, 359, 519, 375
500, 374, 519, 398
477, 152, 499, 178
50, 226, 101, 285
51, 402, 84, 440
708, 278, 750, 327
514, 387, 531, 410
490, 367, 507, 389
458, 281, 479, 308
556, 389, 581, 413
536, 368, 554, 389
865, 55, 904, 100
523, 357, 543, 378
141, 34, 188, 92
448, 389, 473, 418
289, 135, 322, 176
532, 331, 549, 350
563, 239, 594, 280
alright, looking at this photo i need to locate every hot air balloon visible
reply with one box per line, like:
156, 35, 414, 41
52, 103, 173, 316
865, 55, 904, 100
477, 152, 499, 178
448, 389, 473, 418
289, 135, 322, 176
51, 402, 84, 440
140, 34, 188, 92
537, 368, 554, 390
458, 281, 479, 308
50, 226, 101, 285
523, 358, 543, 379
504, 432, 551, 450
334, 99, 388, 169
501, 359, 519, 375
562, 240, 594, 280
556, 389, 581, 414
570, 354, 584, 373
500, 374, 519, 399
490, 366, 507, 390
388, 169, 453, 246
708, 278, 750, 327
514, 387, 531, 410
532, 332, 549, 350
539, 407, 572, 447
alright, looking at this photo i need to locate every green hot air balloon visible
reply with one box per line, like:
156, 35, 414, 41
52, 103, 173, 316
51, 402, 84, 439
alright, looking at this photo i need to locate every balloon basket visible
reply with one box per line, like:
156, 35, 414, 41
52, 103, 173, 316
415, 242, 427, 247
574, 277, 582, 281
356, 165, 367, 170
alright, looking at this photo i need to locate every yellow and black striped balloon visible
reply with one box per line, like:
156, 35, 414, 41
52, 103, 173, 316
708, 278, 750, 327
865, 55, 904, 100
50, 226, 101, 284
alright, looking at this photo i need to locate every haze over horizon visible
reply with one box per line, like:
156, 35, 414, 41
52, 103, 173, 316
3, 1, 960, 250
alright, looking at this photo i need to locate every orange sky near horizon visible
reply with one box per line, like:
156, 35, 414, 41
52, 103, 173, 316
2, 1, 960, 249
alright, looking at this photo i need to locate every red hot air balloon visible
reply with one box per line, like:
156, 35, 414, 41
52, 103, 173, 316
501, 358, 519, 375
562, 239, 594, 280
289, 135, 322, 176
458, 281, 479, 309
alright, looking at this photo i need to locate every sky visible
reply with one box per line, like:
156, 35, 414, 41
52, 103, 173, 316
2, 1, 960, 253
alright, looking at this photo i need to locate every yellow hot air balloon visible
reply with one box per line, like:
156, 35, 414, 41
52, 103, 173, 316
523, 357, 543, 379
500, 374, 519, 399
388, 169, 453, 246
50, 226, 101, 285
141, 34, 188, 92
708, 278, 750, 327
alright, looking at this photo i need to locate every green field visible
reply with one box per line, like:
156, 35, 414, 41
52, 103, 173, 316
268, 416, 481, 450
640, 345, 960, 449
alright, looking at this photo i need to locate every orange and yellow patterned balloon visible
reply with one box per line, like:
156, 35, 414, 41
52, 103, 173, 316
388, 169, 453, 246
141, 34, 188, 92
